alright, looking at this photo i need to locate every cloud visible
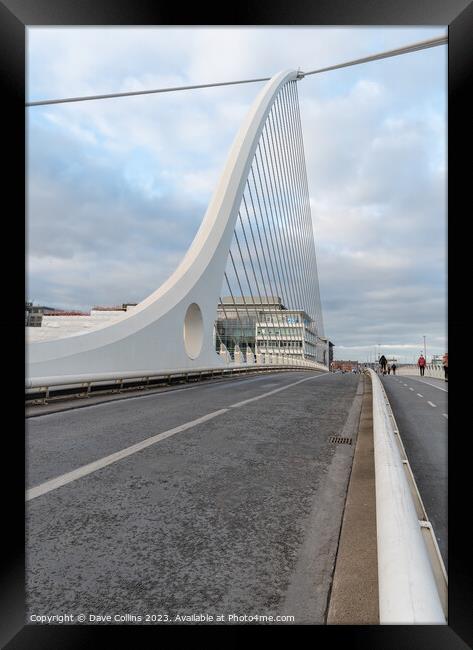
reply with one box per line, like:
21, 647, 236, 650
26, 26, 447, 361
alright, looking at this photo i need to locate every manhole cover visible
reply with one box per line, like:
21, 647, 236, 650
329, 436, 352, 445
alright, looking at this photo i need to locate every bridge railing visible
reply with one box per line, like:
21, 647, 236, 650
395, 364, 445, 379
26, 358, 328, 404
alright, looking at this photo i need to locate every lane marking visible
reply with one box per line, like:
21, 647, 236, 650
427, 401, 437, 408
403, 377, 448, 393
409, 387, 414, 391
27, 372, 329, 501
417, 393, 424, 398
442, 413, 448, 419
229, 373, 327, 408
26, 409, 228, 501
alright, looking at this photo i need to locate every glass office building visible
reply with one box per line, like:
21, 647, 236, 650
215, 296, 319, 361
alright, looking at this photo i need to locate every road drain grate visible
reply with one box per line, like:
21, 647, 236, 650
329, 436, 352, 445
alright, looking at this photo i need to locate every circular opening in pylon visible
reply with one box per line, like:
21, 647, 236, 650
183, 302, 204, 359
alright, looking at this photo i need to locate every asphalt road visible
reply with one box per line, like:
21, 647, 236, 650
381, 374, 448, 566
26, 371, 361, 625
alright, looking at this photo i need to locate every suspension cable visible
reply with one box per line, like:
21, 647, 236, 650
26, 35, 446, 107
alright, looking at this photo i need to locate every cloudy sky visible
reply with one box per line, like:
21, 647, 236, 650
26, 26, 447, 363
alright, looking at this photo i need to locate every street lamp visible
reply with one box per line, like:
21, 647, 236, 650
423, 335, 427, 362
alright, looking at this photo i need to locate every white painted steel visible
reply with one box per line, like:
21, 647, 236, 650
368, 369, 446, 623
26, 70, 319, 380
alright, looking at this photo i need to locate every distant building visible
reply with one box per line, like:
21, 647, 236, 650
25, 302, 43, 327
91, 305, 126, 312
91, 303, 137, 315
43, 309, 90, 316
317, 336, 334, 367
215, 296, 321, 362
332, 360, 359, 372
26, 302, 61, 325
328, 340, 335, 367
26, 302, 139, 343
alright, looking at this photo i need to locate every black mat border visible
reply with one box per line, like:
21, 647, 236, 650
1, 0, 471, 647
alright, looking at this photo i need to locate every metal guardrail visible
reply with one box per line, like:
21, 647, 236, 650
25, 360, 328, 404
367, 369, 446, 623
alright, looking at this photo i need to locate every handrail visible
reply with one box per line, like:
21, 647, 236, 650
26, 360, 328, 391
367, 369, 446, 623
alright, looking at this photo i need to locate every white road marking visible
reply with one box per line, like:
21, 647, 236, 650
403, 383, 408, 386
427, 401, 437, 408
442, 413, 448, 419
417, 394, 423, 398
229, 373, 327, 408
409, 387, 414, 391
26, 408, 228, 501
404, 377, 448, 393
27, 372, 328, 501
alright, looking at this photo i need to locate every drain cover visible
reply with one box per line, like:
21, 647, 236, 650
329, 436, 352, 445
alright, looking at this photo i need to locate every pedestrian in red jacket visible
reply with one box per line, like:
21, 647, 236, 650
418, 354, 426, 376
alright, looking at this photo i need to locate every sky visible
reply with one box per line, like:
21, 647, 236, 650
26, 26, 447, 363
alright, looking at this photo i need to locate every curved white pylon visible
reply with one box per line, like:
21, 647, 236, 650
27, 70, 300, 379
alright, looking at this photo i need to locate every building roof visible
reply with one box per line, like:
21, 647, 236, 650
219, 296, 284, 308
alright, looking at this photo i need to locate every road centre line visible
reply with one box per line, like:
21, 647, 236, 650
27, 372, 327, 501
443, 413, 448, 419
427, 401, 437, 408
404, 377, 448, 393
26, 409, 228, 501
409, 387, 414, 391
230, 373, 327, 408
417, 394, 423, 398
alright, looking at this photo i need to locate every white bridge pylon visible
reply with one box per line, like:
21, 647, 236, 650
27, 70, 328, 380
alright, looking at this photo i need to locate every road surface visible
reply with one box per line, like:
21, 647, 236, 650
26, 371, 362, 625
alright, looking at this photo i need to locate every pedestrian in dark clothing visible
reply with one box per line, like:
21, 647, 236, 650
379, 354, 387, 374
391, 363, 397, 375
418, 354, 426, 376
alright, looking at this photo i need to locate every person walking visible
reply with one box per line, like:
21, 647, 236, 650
442, 352, 448, 382
391, 362, 397, 375
387, 364, 391, 375
379, 354, 387, 374
418, 354, 426, 376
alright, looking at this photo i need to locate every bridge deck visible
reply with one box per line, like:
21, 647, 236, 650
26, 372, 361, 624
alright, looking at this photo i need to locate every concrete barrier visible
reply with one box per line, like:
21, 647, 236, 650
368, 369, 446, 623
396, 364, 444, 379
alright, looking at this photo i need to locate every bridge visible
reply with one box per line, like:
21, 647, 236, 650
25, 58, 447, 626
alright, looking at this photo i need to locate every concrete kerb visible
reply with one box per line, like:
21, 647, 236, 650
328, 370, 447, 624
280, 374, 365, 624
326, 373, 379, 624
